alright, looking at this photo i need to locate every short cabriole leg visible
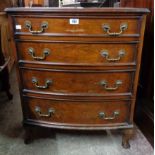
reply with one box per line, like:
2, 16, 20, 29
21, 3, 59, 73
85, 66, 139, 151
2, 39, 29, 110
24, 126, 33, 144
122, 128, 134, 149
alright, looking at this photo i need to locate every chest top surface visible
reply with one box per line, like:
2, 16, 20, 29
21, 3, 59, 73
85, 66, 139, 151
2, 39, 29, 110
5, 7, 149, 14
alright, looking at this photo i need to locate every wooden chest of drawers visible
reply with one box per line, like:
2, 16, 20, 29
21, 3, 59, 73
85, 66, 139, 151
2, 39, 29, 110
6, 7, 149, 148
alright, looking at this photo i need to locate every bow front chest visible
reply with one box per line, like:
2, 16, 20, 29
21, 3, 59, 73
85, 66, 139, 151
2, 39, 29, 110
5, 7, 149, 148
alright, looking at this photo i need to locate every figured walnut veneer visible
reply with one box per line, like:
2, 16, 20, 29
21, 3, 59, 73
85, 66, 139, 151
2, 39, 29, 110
5, 7, 149, 147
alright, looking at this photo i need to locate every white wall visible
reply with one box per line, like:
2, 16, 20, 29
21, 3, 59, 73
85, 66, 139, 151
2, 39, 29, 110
62, 0, 76, 5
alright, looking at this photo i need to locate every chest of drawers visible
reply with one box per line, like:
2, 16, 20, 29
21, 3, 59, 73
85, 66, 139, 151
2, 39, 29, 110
6, 7, 149, 148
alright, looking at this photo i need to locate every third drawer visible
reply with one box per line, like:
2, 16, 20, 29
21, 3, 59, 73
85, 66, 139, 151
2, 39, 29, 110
21, 68, 134, 97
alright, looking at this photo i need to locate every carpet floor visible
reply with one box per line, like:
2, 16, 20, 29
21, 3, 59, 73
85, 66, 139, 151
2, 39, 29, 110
0, 68, 153, 155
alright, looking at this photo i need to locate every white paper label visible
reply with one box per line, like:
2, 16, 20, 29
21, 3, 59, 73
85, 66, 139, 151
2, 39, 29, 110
16, 25, 22, 30
69, 18, 79, 25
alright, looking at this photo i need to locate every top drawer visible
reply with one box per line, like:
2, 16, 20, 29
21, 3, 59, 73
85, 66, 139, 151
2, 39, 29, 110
14, 16, 141, 37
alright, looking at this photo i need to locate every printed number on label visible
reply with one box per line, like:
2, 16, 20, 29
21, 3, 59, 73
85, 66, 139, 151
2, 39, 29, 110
69, 19, 79, 25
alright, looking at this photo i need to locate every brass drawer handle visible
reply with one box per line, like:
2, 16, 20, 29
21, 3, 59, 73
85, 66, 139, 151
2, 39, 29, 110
24, 20, 48, 34
28, 47, 50, 60
99, 111, 120, 120
102, 23, 128, 36
100, 80, 122, 91
35, 106, 55, 117
101, 50, 125, 62
32, 77, 52, 89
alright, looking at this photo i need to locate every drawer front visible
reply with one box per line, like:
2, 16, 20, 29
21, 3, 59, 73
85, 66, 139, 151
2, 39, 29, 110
14, 17, 140, 36
24, 97, 130, 125
17, 42, 137, 65
21, 69, 133, 96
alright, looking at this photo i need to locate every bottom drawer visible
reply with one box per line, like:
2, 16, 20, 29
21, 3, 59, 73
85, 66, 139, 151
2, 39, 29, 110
23, 96, 130, 126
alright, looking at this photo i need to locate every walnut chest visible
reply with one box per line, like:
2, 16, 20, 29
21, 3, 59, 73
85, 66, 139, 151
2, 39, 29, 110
5, 7, 149, 148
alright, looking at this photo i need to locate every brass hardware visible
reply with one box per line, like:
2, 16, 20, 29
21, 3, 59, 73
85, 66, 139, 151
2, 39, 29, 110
24, 20, 48, 34
102, 23, 128, 36
35, 106, 55, 117
32, 77, 52, 89
99, 111, 120, 120
100, 80, 122, 91
28, 47, 50, 60
101, 49, 125, 62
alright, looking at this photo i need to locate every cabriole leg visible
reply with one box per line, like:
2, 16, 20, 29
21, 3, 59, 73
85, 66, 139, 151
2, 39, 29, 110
24, 126, 33, 144
122, 128, 134, 149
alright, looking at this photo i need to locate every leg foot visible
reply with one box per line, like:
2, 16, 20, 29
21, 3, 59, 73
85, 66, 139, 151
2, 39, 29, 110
122, 129, 134, 149
24, 137, 32, 144
122, 140, 130, 149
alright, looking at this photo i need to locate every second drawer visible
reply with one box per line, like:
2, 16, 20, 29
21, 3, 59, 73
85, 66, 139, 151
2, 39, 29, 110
21, 68, 134, 96
17, 42, 137, 65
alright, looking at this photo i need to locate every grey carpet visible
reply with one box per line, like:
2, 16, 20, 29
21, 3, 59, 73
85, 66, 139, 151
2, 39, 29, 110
0, 68, 153, 155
